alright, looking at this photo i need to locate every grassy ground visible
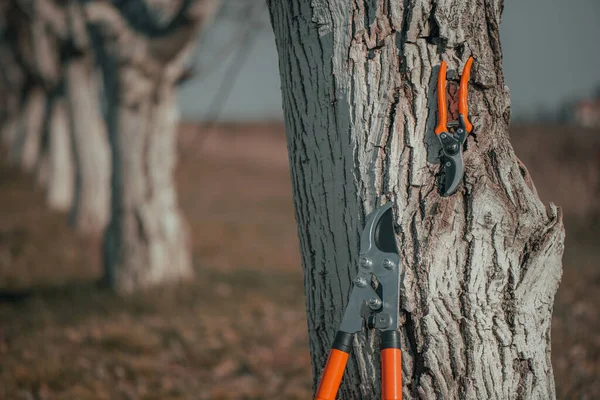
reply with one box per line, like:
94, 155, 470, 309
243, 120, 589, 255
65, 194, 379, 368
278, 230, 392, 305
0, 123, 598, 399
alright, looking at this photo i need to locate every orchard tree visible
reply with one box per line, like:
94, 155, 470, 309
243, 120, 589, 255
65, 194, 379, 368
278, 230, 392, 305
0, 0, 220, 294
64, 1, 111, 234
2, 0, 62, 173
0, 0, 110, 232
268, 1, 564, 399
85, 0, 220, 293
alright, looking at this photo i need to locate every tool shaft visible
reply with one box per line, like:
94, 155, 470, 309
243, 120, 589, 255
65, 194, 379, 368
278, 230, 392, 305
381, 330, 402, 400
315, 349, 349, 400
315, 331, 353, 400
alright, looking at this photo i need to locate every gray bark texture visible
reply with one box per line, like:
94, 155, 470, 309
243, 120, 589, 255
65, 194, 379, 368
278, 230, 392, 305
268, 1, 564, 399
85, 0, 219, 293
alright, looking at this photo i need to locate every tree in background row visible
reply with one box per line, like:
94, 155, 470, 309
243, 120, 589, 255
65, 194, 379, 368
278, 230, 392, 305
0, 0, 110, 232
87, 0, 219, 292
0, 0, 220, 293
268, 0, 564, 398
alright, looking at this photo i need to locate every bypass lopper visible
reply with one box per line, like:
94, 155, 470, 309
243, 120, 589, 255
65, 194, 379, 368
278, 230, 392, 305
435, 57, 474, 196
315, 202, 402, 400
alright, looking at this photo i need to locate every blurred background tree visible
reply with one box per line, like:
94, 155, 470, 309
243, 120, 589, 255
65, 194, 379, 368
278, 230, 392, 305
0, 0, 220, 293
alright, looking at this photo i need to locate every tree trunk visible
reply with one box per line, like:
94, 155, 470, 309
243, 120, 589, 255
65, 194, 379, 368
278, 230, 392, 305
46, 98, 74, 211
0, 117, 19, 151
268, 1, 564, 399
4, 0, 64, 172
85, 0, 219, 293
0, 43, 25, 151
65, 57, 111, 234
102, 75, 193, 293
10, 86, 46, 172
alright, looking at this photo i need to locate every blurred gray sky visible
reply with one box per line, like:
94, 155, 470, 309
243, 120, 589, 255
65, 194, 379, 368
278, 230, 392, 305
179, 0, 600, 121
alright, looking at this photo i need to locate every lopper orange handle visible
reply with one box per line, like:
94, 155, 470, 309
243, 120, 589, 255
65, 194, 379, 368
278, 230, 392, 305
458, 57, 474, 133
381, 330, 402, 400
381, 348, 402, 400
315, 349, 349, 400
435, 61, 448, 135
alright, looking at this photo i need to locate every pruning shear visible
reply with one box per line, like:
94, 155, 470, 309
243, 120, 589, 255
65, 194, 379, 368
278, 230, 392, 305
315, 202, 402, 400
435, 57, 474, 196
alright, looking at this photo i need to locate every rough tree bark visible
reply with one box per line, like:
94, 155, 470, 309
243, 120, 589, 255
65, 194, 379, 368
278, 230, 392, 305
85, 0, 219, 293
269, 1, 564, 399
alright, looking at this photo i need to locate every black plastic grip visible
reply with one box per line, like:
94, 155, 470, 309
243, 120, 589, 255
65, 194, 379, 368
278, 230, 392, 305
381, 330, 401, 350
332, 331, 353, 353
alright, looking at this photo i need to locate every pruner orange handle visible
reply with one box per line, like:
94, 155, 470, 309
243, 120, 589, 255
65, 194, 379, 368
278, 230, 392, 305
381, 331, 402, 400
435, 57, 474, 135
435, 61, 448, 135
315, 332, 352, 400
459, 57, 474, 133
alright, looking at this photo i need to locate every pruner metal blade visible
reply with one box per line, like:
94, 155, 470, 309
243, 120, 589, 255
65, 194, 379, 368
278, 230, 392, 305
440, 145, 465, 197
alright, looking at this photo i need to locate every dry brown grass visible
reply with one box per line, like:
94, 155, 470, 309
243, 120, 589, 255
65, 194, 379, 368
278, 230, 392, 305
510, 124, 600, 226
0, 122, 597, 399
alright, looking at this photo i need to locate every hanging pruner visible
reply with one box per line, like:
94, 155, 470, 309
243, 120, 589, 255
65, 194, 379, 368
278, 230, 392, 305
315, 202, 402, 400
435, 57, 474, 196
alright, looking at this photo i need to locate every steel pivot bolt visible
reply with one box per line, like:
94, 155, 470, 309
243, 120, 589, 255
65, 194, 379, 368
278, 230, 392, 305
368, 297, 382, 310
457, 129, 464, 134
360, 257, 372, 269
441, 133, 447, 139
354, 276, 367, 288
383, 259, 394, 270
378, 316, 390, 328
446, 161, 452, 167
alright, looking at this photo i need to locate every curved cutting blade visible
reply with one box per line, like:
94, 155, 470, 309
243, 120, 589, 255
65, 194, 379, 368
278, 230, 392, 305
359, 202, 397, 255
355, 202, 401, 332
441, 153, 464, 196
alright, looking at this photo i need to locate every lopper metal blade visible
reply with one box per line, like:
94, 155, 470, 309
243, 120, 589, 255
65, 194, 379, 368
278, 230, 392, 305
359, 203, 397, 256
